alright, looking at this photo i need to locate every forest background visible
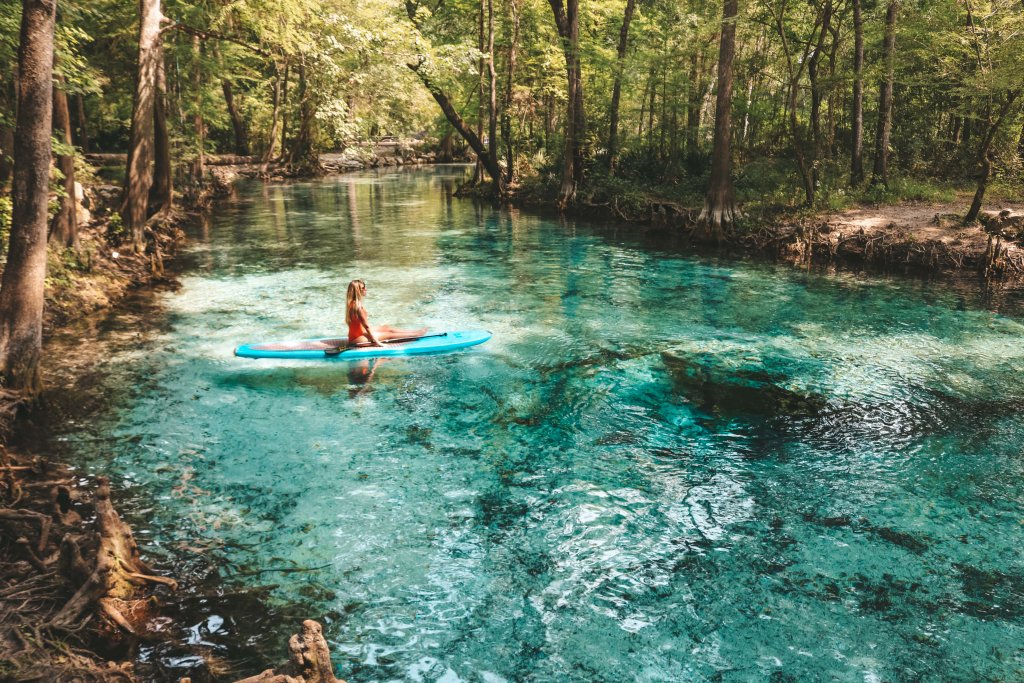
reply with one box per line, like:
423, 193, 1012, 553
2, 0, 1022, 230
0, 1, 1022, 678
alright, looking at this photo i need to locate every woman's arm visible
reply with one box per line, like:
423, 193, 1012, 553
357, 308, 383, 346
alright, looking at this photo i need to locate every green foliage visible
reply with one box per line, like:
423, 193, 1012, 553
106, 210, 126, 243
0, 0, 1017, 221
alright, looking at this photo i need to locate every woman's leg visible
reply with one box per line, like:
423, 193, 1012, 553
373, 325, 429, 340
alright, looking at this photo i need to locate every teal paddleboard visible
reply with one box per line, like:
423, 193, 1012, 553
234, 330, 492, 360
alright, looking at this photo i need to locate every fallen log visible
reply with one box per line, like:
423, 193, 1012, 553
206, 154, 260, 165
232, 620, 345, 683
84, 152, 259, 166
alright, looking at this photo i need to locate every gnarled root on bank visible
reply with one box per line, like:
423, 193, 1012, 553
229, 620, 345, 683
1, 452, 176, 682
49, 477, 177, 636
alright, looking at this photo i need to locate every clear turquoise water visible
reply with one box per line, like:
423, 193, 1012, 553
41, 167, 1024, 681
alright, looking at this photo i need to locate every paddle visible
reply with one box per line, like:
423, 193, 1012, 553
324, 332, 448, 355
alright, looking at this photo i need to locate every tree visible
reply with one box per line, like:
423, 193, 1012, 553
959, 0, 1024, 222
698, 0, 740, 237
964, 90, 1020, 222
0, 0, 57, 394
405, 0, 503, 189
486, 0, 499, 194
222, 79, 249, 155
870, 0, 897, 188
607, 0, 637, 176
850, 0, 864, 185
549, 0, 584, 209
50, 71, 78, 248
122, 0, 165, 252
501, 0, 520, 186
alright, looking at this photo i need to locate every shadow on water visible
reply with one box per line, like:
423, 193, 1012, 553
212, 357, 391, 402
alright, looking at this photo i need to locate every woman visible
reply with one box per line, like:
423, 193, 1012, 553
345, 279, 427, 347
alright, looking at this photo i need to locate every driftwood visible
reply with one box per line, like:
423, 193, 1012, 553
231, 620, 345, 683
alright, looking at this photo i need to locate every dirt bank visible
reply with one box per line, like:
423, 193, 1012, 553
774, 201, 1024, 277
608, 193, 1024, 279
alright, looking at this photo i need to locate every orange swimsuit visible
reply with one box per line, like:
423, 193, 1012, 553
347, 308, 366, 343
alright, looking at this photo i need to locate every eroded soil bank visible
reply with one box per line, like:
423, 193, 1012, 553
608, 194, 1024, 280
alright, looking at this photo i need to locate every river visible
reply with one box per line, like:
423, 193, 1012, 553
31, 166, 1024, 681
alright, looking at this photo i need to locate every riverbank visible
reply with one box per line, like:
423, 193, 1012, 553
0, 185, 195, 681
728, 201, 1023, 278
515, 180, 1024, 281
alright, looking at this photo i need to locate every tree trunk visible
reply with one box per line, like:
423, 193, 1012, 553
824, 20, 840, 157
607, 0, 637, 175
501, 0, 520, 185
279, 61, 289, 162
774, 4, 815, 206
405, 6, 503, 189
50, 72, 78, 249
0, 0, 57, 394
150, 34, 172, 215
658, 39, 669, 161
191, 35, 205, 182
698, 0, 740, 239
0, 79, 16, 187
808, 0, 834, 190
409, 63, 503, 184
438, 130, 454, 162
471, 0, 485, 186
850, 0, 864, 184
74, 93, 90, 153
549, 0, 584, 210
233, 621, 341, 683
1018, 120, 1024, 163
647, 70, 656, 147
122, 0, 163, 252
222, 79, 249, 155
685, 53, 703, 168
965, 92, 1020, 223
487, 0, 499, 195
262, 62, 283, 170
870, 0, 897, 188
287, 61, 320, 173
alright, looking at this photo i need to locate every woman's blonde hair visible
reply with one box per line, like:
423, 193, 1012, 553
346, 279, 365, 325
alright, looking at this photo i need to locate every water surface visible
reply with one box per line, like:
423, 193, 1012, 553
40, 167, 1024, 681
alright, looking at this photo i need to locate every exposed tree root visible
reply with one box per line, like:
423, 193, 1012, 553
1, 450, 176, 682
230, 620, 345, 683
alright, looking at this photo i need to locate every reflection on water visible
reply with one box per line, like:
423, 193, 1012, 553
35, 166, 1024, 681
